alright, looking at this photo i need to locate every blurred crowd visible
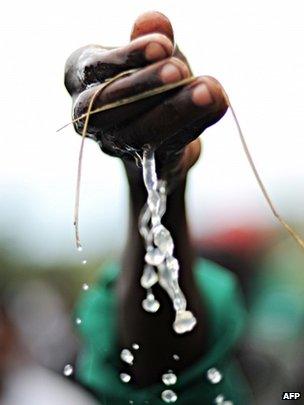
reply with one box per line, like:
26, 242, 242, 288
1, 223, 304, 404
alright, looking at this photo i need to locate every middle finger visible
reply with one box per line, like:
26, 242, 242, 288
73, 56, 191, 135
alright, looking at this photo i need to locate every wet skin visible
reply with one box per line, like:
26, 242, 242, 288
65, 11, 228, 387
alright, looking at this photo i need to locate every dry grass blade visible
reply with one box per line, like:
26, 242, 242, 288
74, 69, 139, 249
57, 76, 195, 133
222, 88, 304, 250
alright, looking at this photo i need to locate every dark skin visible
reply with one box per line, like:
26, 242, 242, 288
65, 11, 228, 387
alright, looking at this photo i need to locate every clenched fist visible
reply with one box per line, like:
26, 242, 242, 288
65, 11, 227, 180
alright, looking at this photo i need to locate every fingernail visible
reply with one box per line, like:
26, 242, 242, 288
160, 63, 182, 84
145, 42, 168, 61
192, 83, 213, 106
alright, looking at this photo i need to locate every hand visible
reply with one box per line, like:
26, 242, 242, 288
64, 11, 228, 180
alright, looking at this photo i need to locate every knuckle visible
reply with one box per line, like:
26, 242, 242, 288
64, 45, 107, 94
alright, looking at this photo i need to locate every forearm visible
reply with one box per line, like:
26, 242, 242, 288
119, 160, 196, 290
116, 162, 208, 386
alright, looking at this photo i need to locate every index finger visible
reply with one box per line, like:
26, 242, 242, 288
65, 33, 174, 96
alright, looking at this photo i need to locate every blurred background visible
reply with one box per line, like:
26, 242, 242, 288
0, 0, 304, 404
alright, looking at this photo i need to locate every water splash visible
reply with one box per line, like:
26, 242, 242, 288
214, 394, 233, 405
214, 394, 225, 404
140, 265, 158, 289
173, 310, 197, 334
142, 290, 160, 313
82, 283, 89, 291
120, 373, 131, 383
207, 367, 223, 384
63, 364, 73, 376
139, 148, 196, 334
120, 349, 134, 365
162, 371, 177, 386
161, 389, 178, 403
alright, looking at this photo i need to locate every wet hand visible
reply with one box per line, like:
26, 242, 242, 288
64, 11, 228, 179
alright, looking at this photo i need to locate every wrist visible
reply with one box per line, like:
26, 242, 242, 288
123, 154, 189, 198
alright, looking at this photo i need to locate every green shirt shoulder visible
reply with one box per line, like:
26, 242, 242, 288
75, 259, 252, 404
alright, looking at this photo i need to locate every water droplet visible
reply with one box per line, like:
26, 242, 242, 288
173, 310, 197, 334
207, 367, 223, 384
223, 402, 233, 405
132, 343, 139, 350
162, 372, 177, 386
77, 246, 83, 252
154, 225, 174, 255
214, 394, 225, 404
120, 373, 131, 383
120, 349, 134, 365
82, 259, 87, 265
145, 247, 165, 266
158, 181, 166, 194
161, 389, 177, 403
140, 265, 158, 289
75, 317, 82, 325
129, 401, 134, 404
63, 364, 73, 376
173, 354, 180, 361
82, 283, 89, 291
142, 293, 160, 313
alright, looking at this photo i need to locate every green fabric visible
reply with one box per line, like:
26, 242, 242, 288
75, 259, 252, 404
